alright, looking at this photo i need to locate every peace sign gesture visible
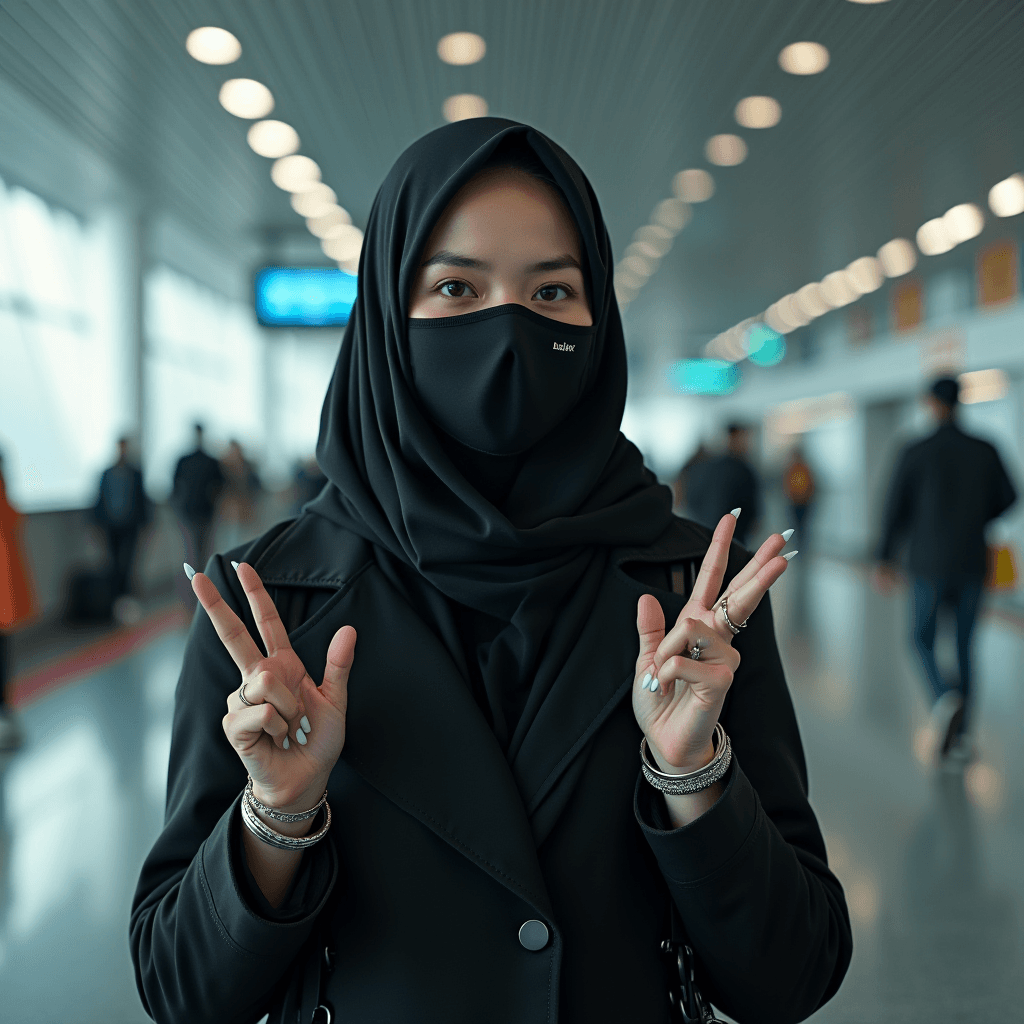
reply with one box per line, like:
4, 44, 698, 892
189, 561, 356, 816
632, 512, 795, 778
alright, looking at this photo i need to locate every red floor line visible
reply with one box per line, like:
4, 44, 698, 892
9, 605, 190, 708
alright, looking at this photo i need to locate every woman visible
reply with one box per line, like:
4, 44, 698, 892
131, 119, 852, 1024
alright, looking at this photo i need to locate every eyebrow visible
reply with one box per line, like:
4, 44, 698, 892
420, 249, 582, 274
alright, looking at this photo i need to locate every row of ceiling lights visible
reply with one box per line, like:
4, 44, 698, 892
616, 0, 895, 307
437, 33, 488, 122
186, 25, 364, 271
705, 171, 1024, 361
186, 28, 491, 273
613, 41, 836, 307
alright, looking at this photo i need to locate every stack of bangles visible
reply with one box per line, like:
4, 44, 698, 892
640, 722, 732, 795
240, 776, 332, 851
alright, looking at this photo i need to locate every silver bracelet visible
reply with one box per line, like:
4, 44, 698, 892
240, 787, 332, 851
245, 776, 328, 822
640, 723, 732, 795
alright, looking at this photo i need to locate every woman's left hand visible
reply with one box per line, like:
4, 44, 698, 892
631, 513, 793, 775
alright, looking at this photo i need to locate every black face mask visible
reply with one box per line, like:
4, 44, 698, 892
407, 304, 597, 456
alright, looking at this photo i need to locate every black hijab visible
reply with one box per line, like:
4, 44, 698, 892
307, 117, 672, 757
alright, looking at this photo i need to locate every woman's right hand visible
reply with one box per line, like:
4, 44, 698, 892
190, 561, 356, 815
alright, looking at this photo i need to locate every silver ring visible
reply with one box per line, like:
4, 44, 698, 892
689, 642, 703, 661
717, 594, 747, 636
238, 681, 255, 707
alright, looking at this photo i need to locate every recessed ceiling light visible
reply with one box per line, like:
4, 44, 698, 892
307, 208, 353, 238
437, 32, 486, 65
442, 94, 488, 122
764, 304, 796, 335
672, 169, 715, 203
322, 225, 364, 262
846, 256, 883, 293
705, 134, 748, 167
795, 283, 830, 318
847, 0, 891, 4
246, 120, 300, 158
615, 269, 644, 293
778, 41, 830, 75
219, 78, 274, 118
734, 96, 781, 129
290, 184, 338, 218
778, 293, 812, 327
988, 173, 1024, 218
271, 154, 321, 192
186, 27, 241, 65
651, 197, 691, 233
624, 244, 660, 274
916, 218, 955, 256
622, 252, 654, 280
633, 224, 673, 258
876, 238, 917, 277
820, 270, 858, 307
959, 368, 1009, 404
943, 203, 984, 243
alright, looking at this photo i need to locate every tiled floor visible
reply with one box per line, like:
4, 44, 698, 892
1, 557, 1021, 1022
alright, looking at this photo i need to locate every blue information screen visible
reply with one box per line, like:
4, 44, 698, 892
255, 266, 358, 327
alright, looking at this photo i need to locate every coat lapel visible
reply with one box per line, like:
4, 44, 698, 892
510, 551, 686, 822
286, 563, 554, 919
511, 518, 707, 836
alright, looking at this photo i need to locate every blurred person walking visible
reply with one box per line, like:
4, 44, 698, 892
0, 451, 37, 750
171, 424, 225, 585
219, 439, 263, 550
783, 445, 816, 537
874, 377, 1016, 763
93, 437, 151, 605
687, 423, 761, 546
673, 442, 708, 517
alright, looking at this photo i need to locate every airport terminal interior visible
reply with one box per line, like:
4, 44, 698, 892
2, 1, 1024, 1021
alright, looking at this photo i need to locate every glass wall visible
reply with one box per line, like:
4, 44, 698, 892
0, 177, 127, 510
143, 265, 265, 499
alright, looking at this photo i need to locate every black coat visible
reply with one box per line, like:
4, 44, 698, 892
94, 463, 151, 531
130, 513, 852, 1024
878, 421, 1016, 579
171, 449, 225, 522
686, 456, 761, 546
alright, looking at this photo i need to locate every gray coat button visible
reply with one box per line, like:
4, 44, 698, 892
518, 919, 549, 951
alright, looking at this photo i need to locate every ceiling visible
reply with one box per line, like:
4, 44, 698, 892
1, 0, 1023, 361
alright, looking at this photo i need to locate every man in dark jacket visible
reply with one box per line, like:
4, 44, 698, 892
875, 377, 1016, 761
94, 437, 151, 599
687, 424, 761, 546
171, 424, 225, 587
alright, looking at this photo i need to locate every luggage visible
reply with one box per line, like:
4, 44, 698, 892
66, 568, 116, 623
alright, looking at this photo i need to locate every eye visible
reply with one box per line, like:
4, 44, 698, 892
534, 284, 571, 302
438, 280, 476, 299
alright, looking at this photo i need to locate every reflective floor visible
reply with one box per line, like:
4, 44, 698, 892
1, 558, 1022, 1022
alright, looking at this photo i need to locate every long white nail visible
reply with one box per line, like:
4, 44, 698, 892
231, 560, 239, 570
641, 672, 652, 690
781, 529, 795, 542
783, 550, 799, 561
283, 736, 290, 750
183, 563, 196, 580
295, 727, 307, 745
300, 715, 311, 733
650, 677, 659, 692
730, 508, 742, 519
